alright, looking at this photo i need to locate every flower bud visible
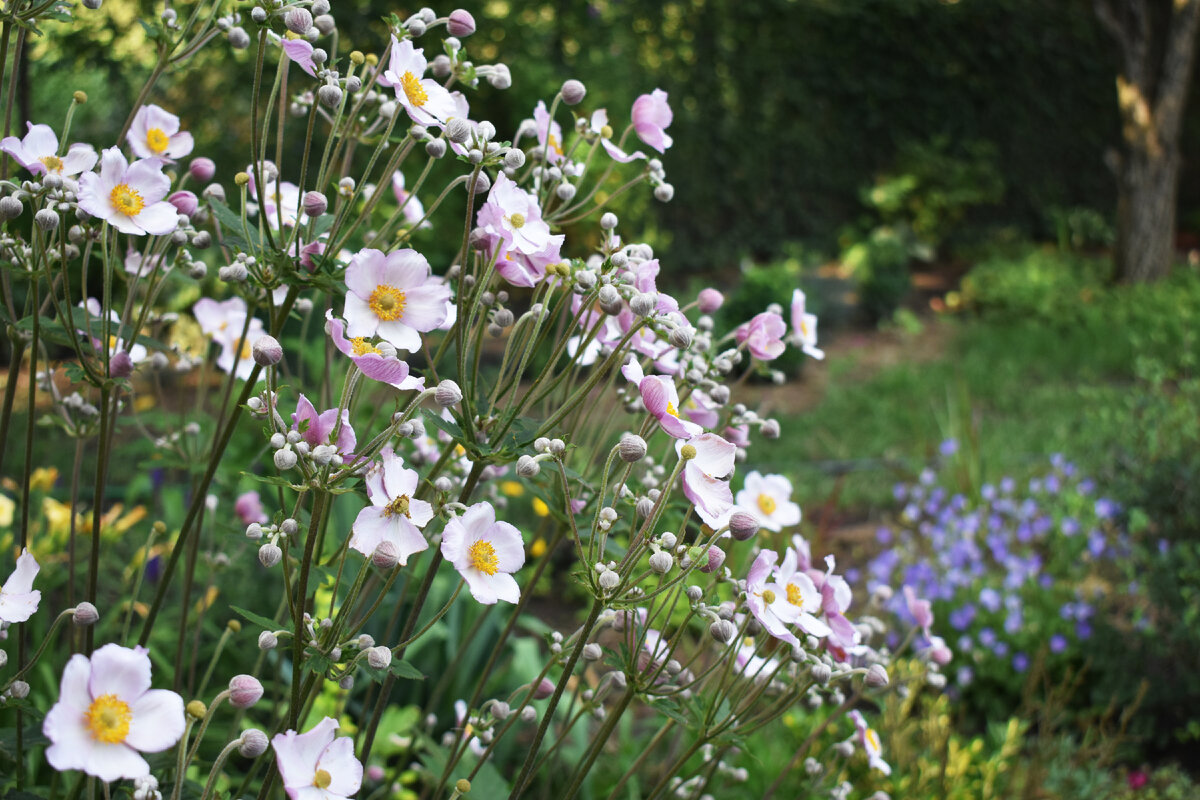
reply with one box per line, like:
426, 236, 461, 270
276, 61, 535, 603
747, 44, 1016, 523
685, 585, 703, 603
314, 14, 335, 34
0, 651, 6, 669
504, 148, 525, 169
616, 433, 647, 463
258, 542, 283, 568
189, 157, 216, 182
435, 379, 462, 407
229, 674, 264, 708
516, 455, 540, 478
468, 171, 490, 195
366, 646, 392, 670
698, 545, 725, 574
598, 284, 620, 308
285, 7, 312, 33
425, 138, 447, 159
82, 0, 102, 9
274, 448, 297, 470
447, 9, 476, 37
582, 643, 602, 661
531, 678, 554, 700
186, 699, 207, 719
728, 511, 759, 541
228, 27, 250, 49
598, 569, 619, 591
239, 729, 269, 758
318, 84, 343, 108
600, 212, 618, 231
697, 288, 724, 314
865, 664, 890, 688
761, 419, 781, 439
629, 292, 656, 317
34, 208, 59, 231
168, 190, 199, 217
9, 681, 30, 699
258, 631, 278, 650
109, 351, 135, 379
0, 196, 23, 220
252, 334, 283, 366
560, 79, 586, 106
654, 183, 674, 202
301, 190, 327, 218
811, 663, 832, 684
72, 601, 99, 626
648, 551, 673, 574
709, 619, 737, 644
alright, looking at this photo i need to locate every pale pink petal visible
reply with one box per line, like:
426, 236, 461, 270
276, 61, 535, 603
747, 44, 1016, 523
133, 201, 180, 236
375, 319, 421, 353
386, 516, 429, 565
489, 521, 525, 572
317, 735, 363, 795
273, 717, 339, 789
407, 498, 434, 528
125, 689, 186, 752
348, 506, 390, 556
88, 643, 151, 700
398, 284, 451, 331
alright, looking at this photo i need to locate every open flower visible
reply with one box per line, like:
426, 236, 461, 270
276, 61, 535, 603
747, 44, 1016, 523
631, 89, 673, 153
477, 173, 552, 257
1, 122, 97, 186
43, 644, 185, 781
533, 100, 566, 164
378, 37, 460, 127
735, 311, 787, 361
589, 108, 646, 163
790, 289, 825, 360
292, 394, 357, 458
272, 717, 363, 800
343, 248, 451, 352
326, 312, 425, 392
849, 710, 892, 775
79, 298, 149, 365
622, 359, 703, 440
493, 233, 564, 288
736, 471, 801, 532
78, 148, 178, 236
348, 447, 433, 563
744, 550, 800, 648
679, 433, 737, 528
441, 501, 524, 604
391, 171, 429, 229
0, 548, 40, 623
775, 548, 832, 639
127, 104, 193, 161
235, 491, 269, 526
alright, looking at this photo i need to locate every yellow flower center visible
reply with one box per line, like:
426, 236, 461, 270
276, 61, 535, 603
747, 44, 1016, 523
146, 127, 170, 154
39, 154, 64, 172
757, 493, 777, 516
240, 340, 254, 360
385, 494, 411, 518
508, 212, 526, 229
548, 134, 563, 155
401, 71, 428, 107
865, 728, 881, 752
313, 769, 332, 789
600, 124, 614, 139
368, 285, 407, 322
665, 401, 679, 418
350, 337, 379, 356
761, 589, 776, 605
785, 581, 806, 608
110, 183, 146, 217
85, 694, 132, 744
468, 540, 499, 576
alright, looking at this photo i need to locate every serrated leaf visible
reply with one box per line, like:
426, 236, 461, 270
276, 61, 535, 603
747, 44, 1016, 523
207, 198, 258, 251
230, 605, 281, 631
422, 408, 463, 440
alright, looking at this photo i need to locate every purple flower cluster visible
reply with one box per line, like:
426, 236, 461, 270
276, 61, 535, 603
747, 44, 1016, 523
869, 448, 1128, 687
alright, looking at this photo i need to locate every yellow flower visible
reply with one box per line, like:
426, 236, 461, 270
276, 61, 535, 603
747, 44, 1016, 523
499, 481, 524, 498
30, 467, 59, 492
532, 497, 549, 517
530, 537, 547, 558
0, 494, 14, 528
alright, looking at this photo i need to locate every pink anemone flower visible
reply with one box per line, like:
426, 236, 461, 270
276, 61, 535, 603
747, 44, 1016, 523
631, 89, 673, 153
292, 394, 356, 457
441, 501, 525, 605
477, 172, 552, 257
735, 311, 787, 361
736, 471, 802, 532
343, 248, 451, 353
272, 717, 363, 800
0, 548, 40, 623
678, 433, 737, 528
326, 312, 425, 392
378, 37, 460, 128
78, 148, 178, 236
744, 550, 800, 648
128, 104, 194, 161
1, 122, 97, 185
622, 359, 703, 440
43, 644, 185, 781
348, 447, 433, 563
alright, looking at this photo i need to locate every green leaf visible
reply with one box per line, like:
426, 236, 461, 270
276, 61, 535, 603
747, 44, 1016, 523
208, 198, 258, 251
230, 605, 281, 631
422, 408, 463, 440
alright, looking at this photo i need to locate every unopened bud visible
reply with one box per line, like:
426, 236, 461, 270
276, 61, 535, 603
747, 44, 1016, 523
531, 678, 554, 700
318, 84, 343, 108
761, 419, 781, 439
229, 674, 265, 708
239, 729, 269, 758
258, 543, 283, 567
189, 157, 216, 182
697, 288, 724, 313
72, 602, 99, 626
435, 379, 462, 407
9, 680, 29, 699
34, 208, 59, 230
447, 9, 476, 37
258, 631, 278, 650
0, 196, 23, 220
109, 351, 134, 379
560, 79, 586, 106
302, 191, 327, 218
372, 540, 401, 569
728, 511, 759, 541
252, 335, 283, 366
516, 455, 540, 478
865, 664, 890, 688
366, 646, 392, 670
648, 551, 673, 574
284, 7, 312, 33
598, 569, 619, 591
698, 545, 725, 574
811, 663, 832, 684
274, 448, 297, 470
709, 619, 737, 644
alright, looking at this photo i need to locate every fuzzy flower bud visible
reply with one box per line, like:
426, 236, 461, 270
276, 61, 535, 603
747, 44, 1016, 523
109, 351, 134, 379
228, 27, 251, 49
189, 157, 216, 182
258, 542, 283, 568
258, 631, 278, 650
447, 9, 476, 37
698, 545, 726, 574
0, 196, 23, 220
238, 729, 269, 758
366, 646, 393, 670
284, 7, 313, 34
301, 190, 327, 218
668, 326, 693, 350
811, 663, 832, 684
504, 148, 525, 169
34, 208, 59, 230
72, 602, 99, 626
252, 334, 283, 366
761, 419, 781, 439
274, 448, 297, 471
866, 664, 890, 688
709, 619, 737, 644
531, 678, 554, 700
728, 511, 759, 541
582, 643, 602, 661
648, 551, 673, 574
435, 379, 462, 407
9, 680, 30, 699
560, 79, 586, 106
229, 674, 265, 708
598, 569, 620, 591
318, 84, 343, 108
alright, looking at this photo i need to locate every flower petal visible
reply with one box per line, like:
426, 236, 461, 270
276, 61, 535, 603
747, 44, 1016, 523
88, 643, 151, 701
125, 689, 185, 752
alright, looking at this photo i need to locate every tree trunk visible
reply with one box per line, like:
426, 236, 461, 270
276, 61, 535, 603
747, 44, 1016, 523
1096, 0, 1200, 282
1116, 144, 1179, 282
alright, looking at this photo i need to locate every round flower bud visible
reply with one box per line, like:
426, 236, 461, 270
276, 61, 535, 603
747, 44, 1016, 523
250, 6, 266, 23
318, 84, 343, 108
9, 680, 30, 699
34, 208, 59, 230
866, 664, 890, 688
447, 9, 476, 37
728, 511, 759, 541
109, 351, 135, 379
515, 455, 540, 478
186, 699, 207, 719
314, 14, 335, 34
0, 651, 6, 669
597, 569, 620, 591
0, 196, 23, 220
811, 662, 832, 684
274, 448, 297, 470
685, 585, 703, 602
435, 379, 462, 407
679, 444, 697, 460
366, 646, 393, 670
284, 7, 312, 33
761, 419, 781, 439
469, 172, 491, 195
445, 117, 472, 144
189, 157, 216, 183
597, 284, 620, 309
668, 326, 693, 350
531, 678, 554, 700
504, 148, 525, 169
301, 190, 327, 218
228, 27, 251, 49
258, 631, 278, 650
654, 183, 674, 202
229, 674, 265, 708
72, 601, 99, 626
629, 293, 656, 317
648, 551, 673, 574
698, 545, 725, 574
582, 643, 602, 661
258, 542, 283, 568
238, 729, 270, 758
636, 497, 655, 518
82, 0, 102, 9
555, 182, 576, 201
487, 64, 512, 90
600, 212, 618, 231
618, 434, 646, 463
368, 540, 402, 571
709, 619, 737, 644
252, 335, 283, 367
490, 700, 511, 721
560, 79, 586, 106
697, 288, 723, 314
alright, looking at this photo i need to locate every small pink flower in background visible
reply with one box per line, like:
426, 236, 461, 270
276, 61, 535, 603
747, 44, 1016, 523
904, 585, 934, 634
814, 555, 858, 649
379, 37, 460, 127
494, 233, 563, 288
678, 433, 737, 527
43, 644, 185, 781
622, 359, 703, 440
281, 37, 317, 76
216, 317, 266, 381
790, 289, 825, 360
589, 108, 646, 163
735, 471, 802, 532
343, 248, 451, 352
745, 550, 800, 648
292, 394, 357, 457
632, 89, 673, 153
79, 298, 148, 364
272, 717, 363, 800
477, 173, 552, 257
441, 501, 524, 604
348, 447, 433, 563
1, 123, 97, 185
235, 491, 269, 526
849, 710, 892, 775
0, 548, 40, 623
774, 548, 832, 639
735, 311, 787, 361
533, 100, 566, 163
697, 288, 724, 314
1127, 770, 1149, 790
78, 148, 178, 236
127, 104, 194, 161
248, 167, 302, 229
326, 312, 425, 392
391, 171, 429, 229
123, 247, 166, 278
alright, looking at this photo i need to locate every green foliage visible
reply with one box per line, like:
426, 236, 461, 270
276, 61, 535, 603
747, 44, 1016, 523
842, 226, 912, 322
